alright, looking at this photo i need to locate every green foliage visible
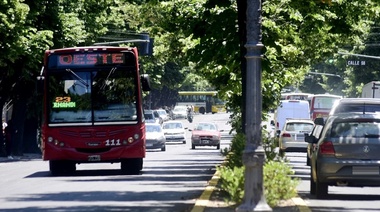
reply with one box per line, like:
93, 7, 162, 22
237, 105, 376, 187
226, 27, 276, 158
217, 165, 245, 204
217, 160, 300, 207
221, 133, 245, 168
264, 161, 300, 207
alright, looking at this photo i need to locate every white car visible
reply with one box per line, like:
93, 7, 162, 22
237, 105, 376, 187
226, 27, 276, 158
155, 109, 170, 122
161, 121, 187, 144
145, 123, 166, 151
278, 119, 314, 156
172, 106, 188, 119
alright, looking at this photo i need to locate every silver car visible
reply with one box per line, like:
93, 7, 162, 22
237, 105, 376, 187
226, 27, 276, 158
145, 123, 166, 151
278, 119, 314, 156
308, 113, 380, 199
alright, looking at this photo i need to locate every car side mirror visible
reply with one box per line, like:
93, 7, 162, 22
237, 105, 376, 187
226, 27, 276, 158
305, 135, 317, 143
314, 117, 325, 126
141, 74, 151, 91
276, 129, 281, 138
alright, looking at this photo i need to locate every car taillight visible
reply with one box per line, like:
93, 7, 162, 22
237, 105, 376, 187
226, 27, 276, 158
281, 133, 291, 138
319, 141, 335, 155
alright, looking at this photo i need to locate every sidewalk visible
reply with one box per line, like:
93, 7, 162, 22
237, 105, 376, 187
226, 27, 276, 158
0, 153, 42, 162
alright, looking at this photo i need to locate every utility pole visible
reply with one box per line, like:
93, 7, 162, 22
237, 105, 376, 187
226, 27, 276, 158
236, 0, 271, 211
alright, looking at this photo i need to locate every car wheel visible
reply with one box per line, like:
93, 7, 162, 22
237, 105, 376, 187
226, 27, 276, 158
183, 140, 186, 144
192, 144, 195, 149
306, 156, 310, 166
315, 179, 328, 199
310, 171, 316, 195
216, 144, 220, 150
161, 145, 166, 151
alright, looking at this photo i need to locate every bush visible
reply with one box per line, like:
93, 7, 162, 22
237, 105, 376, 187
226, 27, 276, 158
217, 161, 299, 207
218, 131, 299, 207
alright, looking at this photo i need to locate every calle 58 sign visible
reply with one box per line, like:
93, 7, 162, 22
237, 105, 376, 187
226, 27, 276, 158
347, 60, 366, 66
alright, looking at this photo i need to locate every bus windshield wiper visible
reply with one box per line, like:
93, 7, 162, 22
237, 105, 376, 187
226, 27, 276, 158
100, 67, 117, 90
66, 69, 89, 87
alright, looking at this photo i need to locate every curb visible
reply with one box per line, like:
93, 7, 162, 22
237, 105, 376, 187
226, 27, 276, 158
292, 197, 311, 212
191, 170, 221, 212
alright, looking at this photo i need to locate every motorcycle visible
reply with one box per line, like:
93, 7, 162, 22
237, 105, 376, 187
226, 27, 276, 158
187, 112, 193, 123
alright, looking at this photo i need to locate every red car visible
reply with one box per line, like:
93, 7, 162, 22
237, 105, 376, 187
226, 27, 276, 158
191, 122, 222, 149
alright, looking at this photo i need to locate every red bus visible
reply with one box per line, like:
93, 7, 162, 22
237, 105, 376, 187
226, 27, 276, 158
37, 46, 151, 176
308, 94, 342, 120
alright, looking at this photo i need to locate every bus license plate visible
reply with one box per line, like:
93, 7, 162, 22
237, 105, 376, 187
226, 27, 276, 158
88, 155, 101, 161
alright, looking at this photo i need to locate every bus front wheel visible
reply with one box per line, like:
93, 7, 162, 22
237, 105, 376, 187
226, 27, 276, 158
49, 160, 76, 176
121, 158, 143, 175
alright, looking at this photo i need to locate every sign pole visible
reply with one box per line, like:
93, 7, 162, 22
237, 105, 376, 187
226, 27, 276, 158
236, 0, 271, 211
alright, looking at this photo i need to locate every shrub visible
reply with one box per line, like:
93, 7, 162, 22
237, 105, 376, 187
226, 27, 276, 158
217, 160, 299, 207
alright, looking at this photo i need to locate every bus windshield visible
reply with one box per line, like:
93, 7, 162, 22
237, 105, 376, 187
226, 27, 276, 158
48, 67, 137, 124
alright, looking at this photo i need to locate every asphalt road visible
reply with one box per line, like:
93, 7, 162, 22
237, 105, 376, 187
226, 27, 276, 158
0, 113, 232, 212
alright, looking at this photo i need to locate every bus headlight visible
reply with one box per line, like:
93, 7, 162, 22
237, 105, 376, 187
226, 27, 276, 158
48, 137, 54, 142
128, 137, 134, 144
134, 134, 139, 140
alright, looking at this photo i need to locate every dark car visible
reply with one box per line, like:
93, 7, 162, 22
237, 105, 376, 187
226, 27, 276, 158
306, 112, 380, 199
304, 123, 323, 166
190, 122, 222, 149
329, 98, 380, 115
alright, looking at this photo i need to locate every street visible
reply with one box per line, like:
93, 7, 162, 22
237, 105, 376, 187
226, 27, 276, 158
0, 113, 232, 212
286, 152, 380, 211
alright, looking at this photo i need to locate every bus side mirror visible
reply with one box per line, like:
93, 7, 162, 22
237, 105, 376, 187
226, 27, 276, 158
36, 75, 45, 93
141, 74, 151, 91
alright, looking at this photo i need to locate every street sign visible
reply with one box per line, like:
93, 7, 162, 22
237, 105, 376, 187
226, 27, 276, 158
347, 60, 366, 66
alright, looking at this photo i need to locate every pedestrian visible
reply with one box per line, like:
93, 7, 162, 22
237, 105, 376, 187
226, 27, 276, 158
4, 119, 13, 159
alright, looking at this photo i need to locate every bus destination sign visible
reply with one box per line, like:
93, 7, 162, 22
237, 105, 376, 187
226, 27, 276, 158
57, 53, 125, 67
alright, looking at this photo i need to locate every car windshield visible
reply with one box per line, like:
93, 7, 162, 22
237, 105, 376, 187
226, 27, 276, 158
163, 122, 182, 129
196, 123, 217, 131
146, 125, 162, 133
157, 110, 166, 115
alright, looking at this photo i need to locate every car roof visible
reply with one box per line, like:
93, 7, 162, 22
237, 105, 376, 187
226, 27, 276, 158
164, 121, 183, 124
285, 119, 314, 124
328, 112, 380, 122
335, 98, 380, 104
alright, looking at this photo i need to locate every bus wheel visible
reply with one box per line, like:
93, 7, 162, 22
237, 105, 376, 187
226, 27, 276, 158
199, 107, 205, 114
50, 160, 76, 176
121, 158, 142, 175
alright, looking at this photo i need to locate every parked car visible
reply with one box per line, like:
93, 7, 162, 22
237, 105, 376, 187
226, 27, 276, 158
144, 110, 163, 125
161, 121, 187, 144
278, 119, 314, 156
172, 106, 188, 119
330, 98, 380, 116
145, 123, 166, 151
190, 122, 222, 150
155, 109, 170, 122
307, 113, 380, 199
